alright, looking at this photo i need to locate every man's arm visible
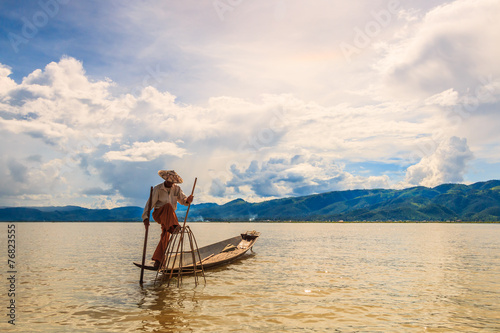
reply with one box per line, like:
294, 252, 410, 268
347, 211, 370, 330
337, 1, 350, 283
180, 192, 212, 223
177, 185, 193, 206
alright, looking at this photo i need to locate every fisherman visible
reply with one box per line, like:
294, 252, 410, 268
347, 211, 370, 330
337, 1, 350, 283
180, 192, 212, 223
142, 170, 193, 270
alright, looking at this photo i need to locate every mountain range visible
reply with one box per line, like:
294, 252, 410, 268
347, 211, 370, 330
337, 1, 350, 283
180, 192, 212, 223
1, 180, 500, 222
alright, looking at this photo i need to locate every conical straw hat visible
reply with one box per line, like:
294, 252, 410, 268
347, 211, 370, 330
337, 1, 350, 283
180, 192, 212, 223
158, 170, 183, 183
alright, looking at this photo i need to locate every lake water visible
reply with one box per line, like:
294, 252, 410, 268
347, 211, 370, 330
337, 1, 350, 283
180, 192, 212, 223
1, 222, 500, 332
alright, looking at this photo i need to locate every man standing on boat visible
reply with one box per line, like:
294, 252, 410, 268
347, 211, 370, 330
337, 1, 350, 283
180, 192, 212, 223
142, 170, 193, 270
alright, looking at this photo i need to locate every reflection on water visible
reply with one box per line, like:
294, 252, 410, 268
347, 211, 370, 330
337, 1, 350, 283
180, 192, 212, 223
1, 222, 499, 332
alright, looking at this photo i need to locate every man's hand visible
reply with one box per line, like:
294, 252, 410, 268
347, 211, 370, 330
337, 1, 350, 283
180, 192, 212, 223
143, 218, 150, 228
187, 195, 194, 204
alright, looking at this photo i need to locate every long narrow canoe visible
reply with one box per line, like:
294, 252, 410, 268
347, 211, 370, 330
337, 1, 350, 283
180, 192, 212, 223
134, 230, 260, 272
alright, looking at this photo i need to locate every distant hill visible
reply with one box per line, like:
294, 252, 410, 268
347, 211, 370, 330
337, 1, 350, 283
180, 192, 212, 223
188, 180, 500, 222
1, 180, 500, 222
0, 206, 143, 222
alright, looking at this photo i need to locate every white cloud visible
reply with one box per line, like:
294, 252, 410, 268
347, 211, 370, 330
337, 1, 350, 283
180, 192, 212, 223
0, 50, 496, 208
380, 0, 500, 98
217, 153, 393, 201
104, 140, 187, 162
21, 56, 111, 101
404, 136, 473, 187
0, 155, 68, 203
0, 55, 489, 206
0, 64, 17, 99
425, 88, 459, 106
0, 57, 119, 154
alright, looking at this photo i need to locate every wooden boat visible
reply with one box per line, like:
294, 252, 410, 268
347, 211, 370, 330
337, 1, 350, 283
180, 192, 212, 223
134, 230, 260, 273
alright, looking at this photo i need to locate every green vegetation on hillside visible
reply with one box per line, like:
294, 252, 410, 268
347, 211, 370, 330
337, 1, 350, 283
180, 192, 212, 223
1, 180, 499, 222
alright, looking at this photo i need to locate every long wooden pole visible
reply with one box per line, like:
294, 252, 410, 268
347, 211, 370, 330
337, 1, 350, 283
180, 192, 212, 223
182, 178, 197, 228
139, 186, 154, 285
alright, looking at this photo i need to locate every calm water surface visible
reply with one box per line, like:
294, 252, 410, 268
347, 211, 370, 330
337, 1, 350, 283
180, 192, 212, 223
1, 222, 499, 332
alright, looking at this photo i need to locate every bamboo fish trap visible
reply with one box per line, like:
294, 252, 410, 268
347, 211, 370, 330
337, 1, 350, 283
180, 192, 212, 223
154, 178, 206, 287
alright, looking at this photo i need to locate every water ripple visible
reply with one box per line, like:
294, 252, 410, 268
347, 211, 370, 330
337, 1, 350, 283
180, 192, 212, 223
1, 222, 499, 332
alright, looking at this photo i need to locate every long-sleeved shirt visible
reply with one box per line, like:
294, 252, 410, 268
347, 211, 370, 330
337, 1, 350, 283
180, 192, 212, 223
142, 182, 189, 221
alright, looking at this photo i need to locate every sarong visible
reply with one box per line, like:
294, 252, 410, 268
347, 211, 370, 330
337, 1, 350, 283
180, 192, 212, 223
151, 203, 180, 263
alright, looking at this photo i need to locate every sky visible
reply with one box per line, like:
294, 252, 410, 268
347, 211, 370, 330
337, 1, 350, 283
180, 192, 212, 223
0, 0, 499, 208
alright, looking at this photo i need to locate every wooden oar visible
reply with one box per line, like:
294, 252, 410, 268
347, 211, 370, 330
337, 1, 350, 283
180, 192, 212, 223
139, 186, 154, 285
